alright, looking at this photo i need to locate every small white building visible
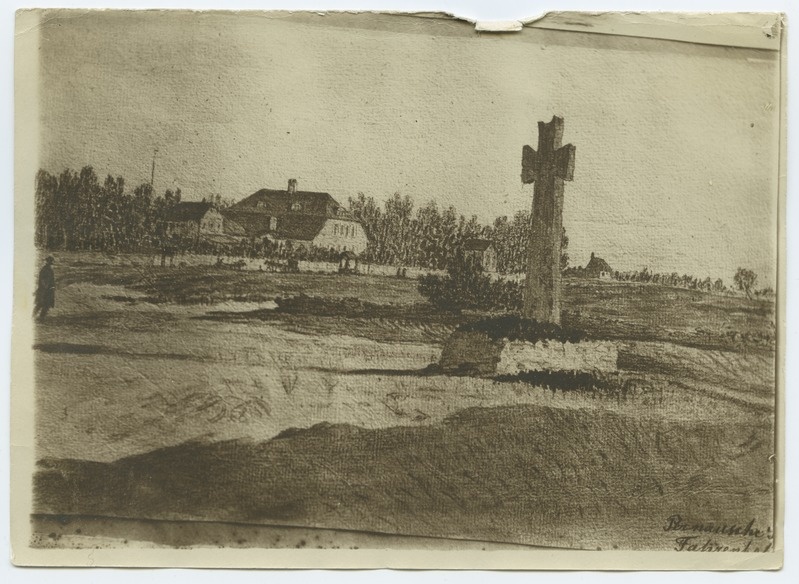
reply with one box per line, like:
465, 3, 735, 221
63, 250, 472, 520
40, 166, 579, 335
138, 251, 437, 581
584, 252, 613, 279
463, 239, 498, 273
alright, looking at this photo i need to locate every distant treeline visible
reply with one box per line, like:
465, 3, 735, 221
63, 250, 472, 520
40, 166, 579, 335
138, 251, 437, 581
35, 167, 181, 251
567, 265, 728, 293
35, 166, 767, 298
348, 192, 567, 273
34, 166, 559, 273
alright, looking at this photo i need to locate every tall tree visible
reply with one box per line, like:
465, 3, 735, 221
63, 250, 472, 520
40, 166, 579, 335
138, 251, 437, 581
734, 268, 758, 299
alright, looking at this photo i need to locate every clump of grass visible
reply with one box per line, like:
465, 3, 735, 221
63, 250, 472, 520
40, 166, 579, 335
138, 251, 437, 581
382, 380, 431, 421
278, 370, 299, 395
141, 388, 271, 423
269, 354, 300, 395
382, 393, 407, 417
320, 375, 339, 395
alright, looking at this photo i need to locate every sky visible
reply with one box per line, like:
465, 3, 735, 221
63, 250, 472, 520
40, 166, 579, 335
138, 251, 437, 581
35, 11, 781, 285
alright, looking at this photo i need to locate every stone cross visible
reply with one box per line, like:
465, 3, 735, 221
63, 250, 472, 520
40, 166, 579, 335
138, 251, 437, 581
521, 116, 576, 325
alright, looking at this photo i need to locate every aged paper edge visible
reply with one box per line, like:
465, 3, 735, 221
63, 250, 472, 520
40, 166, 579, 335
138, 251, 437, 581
14, 8, 784, 50
9, 9, 786, 570
520, 11, 782, 51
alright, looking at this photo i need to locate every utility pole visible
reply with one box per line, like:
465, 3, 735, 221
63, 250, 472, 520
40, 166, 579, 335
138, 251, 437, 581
150, 148, 159, 190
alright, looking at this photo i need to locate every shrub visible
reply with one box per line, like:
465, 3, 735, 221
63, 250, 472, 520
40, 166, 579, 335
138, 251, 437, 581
418, 252, 523, 312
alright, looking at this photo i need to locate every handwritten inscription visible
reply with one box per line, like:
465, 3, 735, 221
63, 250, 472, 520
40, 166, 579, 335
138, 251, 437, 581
664, 515, 773, 552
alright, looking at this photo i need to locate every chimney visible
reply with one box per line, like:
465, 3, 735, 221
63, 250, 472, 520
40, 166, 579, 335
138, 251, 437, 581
287, 178, 297, 194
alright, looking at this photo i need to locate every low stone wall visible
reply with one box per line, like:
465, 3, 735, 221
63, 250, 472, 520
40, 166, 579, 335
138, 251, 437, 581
146, 253, 430, 276
440, 330, 618, 375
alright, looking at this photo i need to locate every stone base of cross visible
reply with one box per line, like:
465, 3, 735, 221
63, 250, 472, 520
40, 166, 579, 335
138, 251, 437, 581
521, 116, 576, 325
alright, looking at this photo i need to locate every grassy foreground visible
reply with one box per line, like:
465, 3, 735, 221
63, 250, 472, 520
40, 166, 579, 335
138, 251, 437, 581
35, 403, 773, 551
31, 251, 777, 550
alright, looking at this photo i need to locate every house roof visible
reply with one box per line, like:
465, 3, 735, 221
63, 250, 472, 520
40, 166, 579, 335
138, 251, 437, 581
224, 185, 359, 240
585, 253, 612, 274
221, 210, 329, 241
274, 215, 329, 242
230, 189, 356, 221
463, 238, 493, 252
222, 216, 247, 236
221, 211, 271, 237
164, 202, 215, 222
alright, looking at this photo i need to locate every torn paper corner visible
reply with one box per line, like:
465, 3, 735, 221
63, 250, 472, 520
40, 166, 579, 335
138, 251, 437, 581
474, 20, 525, 32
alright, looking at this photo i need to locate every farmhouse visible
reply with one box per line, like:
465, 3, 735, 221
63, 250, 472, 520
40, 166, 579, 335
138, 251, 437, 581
463, 238, 498, 273
164, 202, 225, 239
583, 252, 613, 279
163, 201, 244, 246
223, 179, 368, 254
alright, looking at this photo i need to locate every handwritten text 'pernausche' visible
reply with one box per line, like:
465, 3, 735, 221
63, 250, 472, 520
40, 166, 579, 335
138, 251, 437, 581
664, 515, 773, 552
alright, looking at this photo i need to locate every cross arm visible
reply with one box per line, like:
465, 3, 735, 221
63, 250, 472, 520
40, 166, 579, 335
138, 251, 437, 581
521, 145, 537, 184
521, 143, 576, 183
555, 144, 576, 181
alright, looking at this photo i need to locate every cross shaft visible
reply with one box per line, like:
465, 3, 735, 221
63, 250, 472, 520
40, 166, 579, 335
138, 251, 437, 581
520, 116, 576, 324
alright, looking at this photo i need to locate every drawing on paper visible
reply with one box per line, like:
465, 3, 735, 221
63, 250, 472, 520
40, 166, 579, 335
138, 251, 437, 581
17, 10, 782, 560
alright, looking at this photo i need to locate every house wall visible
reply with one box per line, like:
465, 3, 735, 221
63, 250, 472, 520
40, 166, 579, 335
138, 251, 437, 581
312, 219, 368, 254
465, 247, 498, 273
199, 209, 225, 234
166, 219, 200, 238
166, 209, 225, 238
483, 248, 498, 272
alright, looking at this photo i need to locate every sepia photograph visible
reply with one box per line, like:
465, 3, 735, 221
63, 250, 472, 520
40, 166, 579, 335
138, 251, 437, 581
11, 7, 785, 570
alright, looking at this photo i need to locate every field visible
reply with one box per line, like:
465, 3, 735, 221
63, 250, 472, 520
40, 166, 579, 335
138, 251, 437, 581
31, 252, 777, 551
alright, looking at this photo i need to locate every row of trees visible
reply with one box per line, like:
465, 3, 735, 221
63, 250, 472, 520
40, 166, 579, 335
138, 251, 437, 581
571, 266, 768, 298
603, 267, 727, 293
348, 193, 489, 270
420, 258, 766, 316
348, 192, 762, 297
35, 167, 183, 252
34, 166, 563, 272
35, 166, 764, 298
347, 192, 567, 273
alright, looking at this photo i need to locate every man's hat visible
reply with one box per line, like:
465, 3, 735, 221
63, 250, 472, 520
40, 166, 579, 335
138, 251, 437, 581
45, 256, 54, 264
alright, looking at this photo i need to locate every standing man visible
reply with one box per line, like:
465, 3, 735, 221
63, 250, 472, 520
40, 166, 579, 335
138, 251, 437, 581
34, 256, 55, 321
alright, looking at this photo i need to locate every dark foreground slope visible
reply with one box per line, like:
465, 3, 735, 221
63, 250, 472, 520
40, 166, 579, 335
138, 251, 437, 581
34, 403, 774, 551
